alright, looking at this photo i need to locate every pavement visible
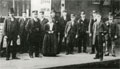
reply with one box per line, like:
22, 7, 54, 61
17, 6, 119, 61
0, 53, 120, 69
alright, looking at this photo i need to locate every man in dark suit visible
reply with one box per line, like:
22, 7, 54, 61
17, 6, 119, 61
58, 10, 70, 53
64, 14, 77, 55
3, 8, 20, 60
25, 10, 41, 58
77, 11, 89, 53
19, 12, 28, 53
39, 11, 48, 53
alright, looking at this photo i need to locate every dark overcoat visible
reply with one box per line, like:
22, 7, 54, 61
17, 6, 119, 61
25, 18, 41, 43
3, 17, 19, 40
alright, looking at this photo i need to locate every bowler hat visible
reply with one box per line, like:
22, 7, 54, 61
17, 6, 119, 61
8, 8, 14, 14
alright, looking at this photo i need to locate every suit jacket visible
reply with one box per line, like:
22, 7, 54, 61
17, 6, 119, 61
3, 17, 19, 39
54, 16, 61, 34
64, 21, 77, 38
19, 18, 28, 35
51, 17, 60, 34
92, 21, 105, 45
25, 18, 41, 41
110, 23, 118, 39
103, 21, 118, 40
59, 16, 70, 34
77, 18, 89, 35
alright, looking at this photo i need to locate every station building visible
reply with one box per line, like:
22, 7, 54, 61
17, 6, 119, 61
0, 0, 119, 18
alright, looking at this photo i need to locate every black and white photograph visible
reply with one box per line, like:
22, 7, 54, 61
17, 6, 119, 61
0, 0, 120, 69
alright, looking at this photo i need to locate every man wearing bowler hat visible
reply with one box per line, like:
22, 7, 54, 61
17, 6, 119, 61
3, 8, 20, 60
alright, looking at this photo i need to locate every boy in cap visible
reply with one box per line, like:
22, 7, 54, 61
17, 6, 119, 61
64, 14, 77, 55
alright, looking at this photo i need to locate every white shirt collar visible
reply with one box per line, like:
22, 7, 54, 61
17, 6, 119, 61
40, 18, 44, 21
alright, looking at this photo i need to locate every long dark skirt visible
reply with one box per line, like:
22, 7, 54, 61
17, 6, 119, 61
42, 33, 57, 56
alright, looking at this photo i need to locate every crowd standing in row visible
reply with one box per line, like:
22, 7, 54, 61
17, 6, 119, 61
0, 8, 119, 61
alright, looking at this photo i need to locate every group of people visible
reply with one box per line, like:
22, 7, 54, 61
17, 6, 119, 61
0, 8, 119, 61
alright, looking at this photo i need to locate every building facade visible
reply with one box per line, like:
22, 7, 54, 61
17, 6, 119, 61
0, 0, 119, 18
0, 0, 31, 17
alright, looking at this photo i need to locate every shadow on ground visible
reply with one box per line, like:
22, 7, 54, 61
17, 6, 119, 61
46, 59, 120, 69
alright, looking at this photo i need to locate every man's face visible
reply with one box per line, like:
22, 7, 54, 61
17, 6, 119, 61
48, 17, 53, 22
71, 16, 75, 21
96, 15, 101, 22
80, 11, 86, 18
63, 12, 67, 16
109, 17, 113, 23
33, 13, 38, 18
9, 13, 14, 17
81, 14, 85, 18
51, 12, 55, 18
94, 14, 98, 20
22, 13, 26, 18
109, 12, 112, 16
93, 13, 96, 18
39, 13, 44, 18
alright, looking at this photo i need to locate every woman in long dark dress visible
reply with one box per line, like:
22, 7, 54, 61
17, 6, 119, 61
42, 17, 58, 56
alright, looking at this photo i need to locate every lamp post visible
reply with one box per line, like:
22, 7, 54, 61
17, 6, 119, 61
13, 0, 15, 9
22, 0, 25, 13
61, 0, 65, 16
